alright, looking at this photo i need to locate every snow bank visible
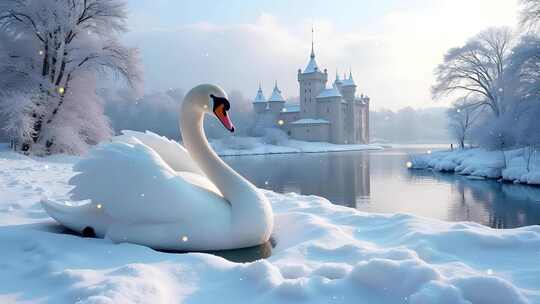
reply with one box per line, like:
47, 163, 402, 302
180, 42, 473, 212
211, 136, 383, 156
1, 149, 540, 303
411, 147, 540, 185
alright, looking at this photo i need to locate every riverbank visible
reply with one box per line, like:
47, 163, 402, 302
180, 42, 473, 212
0, 146, 539, 303
410, 147, 540, 185
210, 136, 383, 156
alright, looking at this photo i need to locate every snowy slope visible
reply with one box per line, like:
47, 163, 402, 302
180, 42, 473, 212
410, 147, 540, 185
0, 148, 539, 303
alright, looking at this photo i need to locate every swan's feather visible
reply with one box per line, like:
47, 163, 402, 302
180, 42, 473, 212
69, 141, 230, 224
113, 130, 204, 176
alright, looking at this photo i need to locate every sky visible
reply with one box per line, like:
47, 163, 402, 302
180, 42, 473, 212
124, 0, 519, 110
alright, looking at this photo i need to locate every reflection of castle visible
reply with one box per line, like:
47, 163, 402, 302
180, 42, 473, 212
252, 40, 370, 144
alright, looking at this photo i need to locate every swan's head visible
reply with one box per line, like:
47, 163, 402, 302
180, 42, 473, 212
184, 84, 235, 133
209, 94, 234, 133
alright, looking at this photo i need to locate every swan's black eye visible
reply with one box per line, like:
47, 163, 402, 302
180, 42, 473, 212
210, 94, 231, 112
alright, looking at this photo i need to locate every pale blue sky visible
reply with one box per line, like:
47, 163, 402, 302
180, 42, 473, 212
124, 0, 519, 110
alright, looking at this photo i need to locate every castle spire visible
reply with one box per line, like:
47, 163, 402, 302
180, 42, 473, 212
253, 83, 266, 103
310, 26, 315, 59
302, 26, 320, 73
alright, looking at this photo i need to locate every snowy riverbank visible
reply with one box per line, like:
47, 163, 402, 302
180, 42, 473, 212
1, 148, 539, 303
410, 147, 540, 185
210, 136, 383, 156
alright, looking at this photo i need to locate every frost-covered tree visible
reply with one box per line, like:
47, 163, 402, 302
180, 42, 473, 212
0, 0, 141, 154
520, 0, 540, 31
447, 99, 481, 149
507, 35, 540, 102
432, 27, 515, 117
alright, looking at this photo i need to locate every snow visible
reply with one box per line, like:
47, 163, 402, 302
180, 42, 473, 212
290, 118, 330, 125
1, 145, 540, 303
410, 147, 540, 185
210, 136, 381, 156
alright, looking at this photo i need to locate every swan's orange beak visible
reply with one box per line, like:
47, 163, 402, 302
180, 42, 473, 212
214, 104, 235, 133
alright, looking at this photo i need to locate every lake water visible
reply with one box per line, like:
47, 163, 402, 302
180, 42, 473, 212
224, 145, 540, 229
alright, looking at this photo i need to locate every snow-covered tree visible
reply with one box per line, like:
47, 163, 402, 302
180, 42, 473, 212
520, 0, 540, 31
447, 99, 481, 149
432, 27, 515, 117
507, 35, 540, 103
0, 0, 141, 154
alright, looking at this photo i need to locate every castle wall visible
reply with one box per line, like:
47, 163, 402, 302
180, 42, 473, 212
290, 123, 330, 142
268, 101, 285, 115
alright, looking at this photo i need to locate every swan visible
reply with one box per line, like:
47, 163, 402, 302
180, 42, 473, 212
41, 84, 274, 251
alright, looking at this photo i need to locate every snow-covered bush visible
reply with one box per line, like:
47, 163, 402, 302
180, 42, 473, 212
262, 128, 289, 145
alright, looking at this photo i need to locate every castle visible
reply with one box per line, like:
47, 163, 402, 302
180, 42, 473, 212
252, 40, 370, 144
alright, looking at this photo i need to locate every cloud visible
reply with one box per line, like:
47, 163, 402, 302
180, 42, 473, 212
123, 1, 519, 110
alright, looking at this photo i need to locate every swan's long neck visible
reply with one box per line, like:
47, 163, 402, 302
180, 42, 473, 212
180, 93, 271, 238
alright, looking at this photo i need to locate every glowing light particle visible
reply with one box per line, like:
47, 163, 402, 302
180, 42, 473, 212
406, 161, 413, 168
58, 87, 65, 95
39, 50, 44, 55
96, 204, 102, 209
203, 104, 208, 109
181, 235, 188, 242
427, 150, 432, 154
264, 181, 269, 185
487, 269, 493, 275
277, 119, 284, 126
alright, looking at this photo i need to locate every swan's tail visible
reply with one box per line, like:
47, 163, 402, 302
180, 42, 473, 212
41, 199, 111, 237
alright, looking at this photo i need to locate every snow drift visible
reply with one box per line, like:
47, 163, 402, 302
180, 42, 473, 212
0, 147, 539, 303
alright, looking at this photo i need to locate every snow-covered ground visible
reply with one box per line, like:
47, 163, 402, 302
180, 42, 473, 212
1, 147, 540, 303
210, 137, 383, 156
410, 147, 540, 185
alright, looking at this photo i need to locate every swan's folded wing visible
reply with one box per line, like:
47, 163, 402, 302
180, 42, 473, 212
113, 130, 204, 175
69, 142, 225, 223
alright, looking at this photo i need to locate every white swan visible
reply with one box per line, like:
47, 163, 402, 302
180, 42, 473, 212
41, 84, 274, 251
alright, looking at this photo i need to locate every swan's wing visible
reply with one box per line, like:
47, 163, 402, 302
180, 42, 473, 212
113, 130, 204, 175
69, 141, 227, 223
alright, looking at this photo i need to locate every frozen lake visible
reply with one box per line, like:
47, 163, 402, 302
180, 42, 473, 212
224, 145, 540, 229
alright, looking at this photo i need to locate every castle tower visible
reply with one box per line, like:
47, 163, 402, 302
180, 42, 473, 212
298, 29, 328, 118
252, 84, 268, 113
333, 70, 343, 92
268, 81, 285, 115
341, 70, 356, 102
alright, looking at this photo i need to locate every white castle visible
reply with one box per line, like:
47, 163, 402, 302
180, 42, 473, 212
252, 40, 370, 144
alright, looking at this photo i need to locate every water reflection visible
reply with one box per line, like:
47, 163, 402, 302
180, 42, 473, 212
224, 148, 540, 229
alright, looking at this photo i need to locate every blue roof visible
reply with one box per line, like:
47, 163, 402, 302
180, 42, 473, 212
282, 105, 300, 113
